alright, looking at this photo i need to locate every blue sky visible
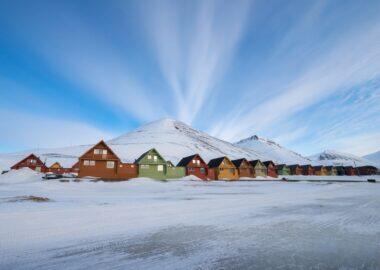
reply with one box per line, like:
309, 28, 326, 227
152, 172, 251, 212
0, 0, 379, 156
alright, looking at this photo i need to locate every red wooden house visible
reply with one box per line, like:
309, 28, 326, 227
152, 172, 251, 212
177, 154, 208, 180
289, 164, 303, 175
11, 154, 47, 173
344, 166, 357, 176
263, 161, 278, 178
301, 165, 315, 175
78, 140, 137, 180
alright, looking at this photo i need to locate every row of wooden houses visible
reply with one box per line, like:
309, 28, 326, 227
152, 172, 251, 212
9, 140, 379, 180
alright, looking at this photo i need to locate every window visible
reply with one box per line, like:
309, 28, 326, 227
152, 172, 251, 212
147, 155, 152, 160
157, 165, 163, 171
189, 167, 195, 172
200, 168, 206, 174
35, 166, 41, 172
141, 165, 149, 169
94, 149, 100, 154
102, 149, 107, 155
192, 160, 196, 164
84, 160, 90, 166
90, 160, 96, 166
154, 156, 157, 161
119, 165, 123, 168
29, 159, 36, 164
229, 168, 235, 173
197, 160, 200, 165
106, 161, 115, 169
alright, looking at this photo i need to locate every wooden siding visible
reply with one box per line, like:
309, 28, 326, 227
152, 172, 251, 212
11, 154, 48, 173
177, 154, 209, 180
250, 160, 267, 177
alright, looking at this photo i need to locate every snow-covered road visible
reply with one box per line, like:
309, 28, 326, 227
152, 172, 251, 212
1, 171, 380, 269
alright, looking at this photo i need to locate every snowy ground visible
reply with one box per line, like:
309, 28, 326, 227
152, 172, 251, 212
1, 170, 380, 269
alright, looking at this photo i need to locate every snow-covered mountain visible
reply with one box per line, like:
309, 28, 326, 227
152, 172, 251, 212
363, 151, 380, 168
234, 135, 311, 165
0, 119, 268, 171
1, 118, 376, 172
308, 150, 378, 168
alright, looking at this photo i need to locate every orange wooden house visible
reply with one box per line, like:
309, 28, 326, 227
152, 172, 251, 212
314, 166, 328, 176
207, 157, 239, 180
11, 154, 48, 173
231, 158, 254, 178
78, 140, 137, 180
289, 164, 303, 175
263, 161, 278, 178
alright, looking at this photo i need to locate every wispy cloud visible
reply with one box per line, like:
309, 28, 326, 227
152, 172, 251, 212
143, 0, 251, 124
209, 19, 380, 143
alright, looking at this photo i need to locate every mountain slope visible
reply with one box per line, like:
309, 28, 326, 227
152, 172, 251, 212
363, 150, 380, 168
234, 135, 311, 165
308, 150, 378, 167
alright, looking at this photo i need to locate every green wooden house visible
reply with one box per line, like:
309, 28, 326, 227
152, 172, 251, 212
166, 160, 186, 179
276, 164, 290, 175
249, 160, 267, 177
135, 148, 167, 179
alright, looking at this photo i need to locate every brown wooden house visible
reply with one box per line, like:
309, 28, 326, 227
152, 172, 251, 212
344, 166, 357, 176
78, 140, 137, 180
301, 165, 315, 175
357, 166, 378, 175
263, 161, 278, 178
314, 166, 327, 176
11, 154, 47, 173
208, 157, 239, 180
177, 154, 209, 180
232, 158, 254, 178
289, 164, 303, 175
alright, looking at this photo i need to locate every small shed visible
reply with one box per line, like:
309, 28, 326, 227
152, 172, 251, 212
11, 154, 47, 173
136, 148, 167, 179
177, 154, 209, 180
301, 165, 315, 175
208, 157, 238, 180
289, 165, 303, 175
263, 161, 278, 178
314, 166, 327, 176
249, 160, 267, 177
166, 160, 186, 179
276, 164, 290, 175
232, 158, 254, 178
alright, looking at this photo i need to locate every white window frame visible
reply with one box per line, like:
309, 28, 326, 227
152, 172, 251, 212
154, 156, 157, 161
90, 160, 96, 166
192, 160, 196, 164
102, 149, 108, 155
94, 149, 100, 154
141, 165, 149, 169
106, 161, 115, 169
157, 165, 163, 172
147, 155, 152, 160
84, 160, 90, 166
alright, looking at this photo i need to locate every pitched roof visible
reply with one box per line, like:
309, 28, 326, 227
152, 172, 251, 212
288, 164, 300, 169
177, 154, 198, 167
231, 158, 249, 168
301, 164, 312, 169
276, 164, 288, 170
208, 157, 226, 168
135, 148, 166, 164
263, 161, 275, 167
314, 166, 324, 169
249, 160, 262, 167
